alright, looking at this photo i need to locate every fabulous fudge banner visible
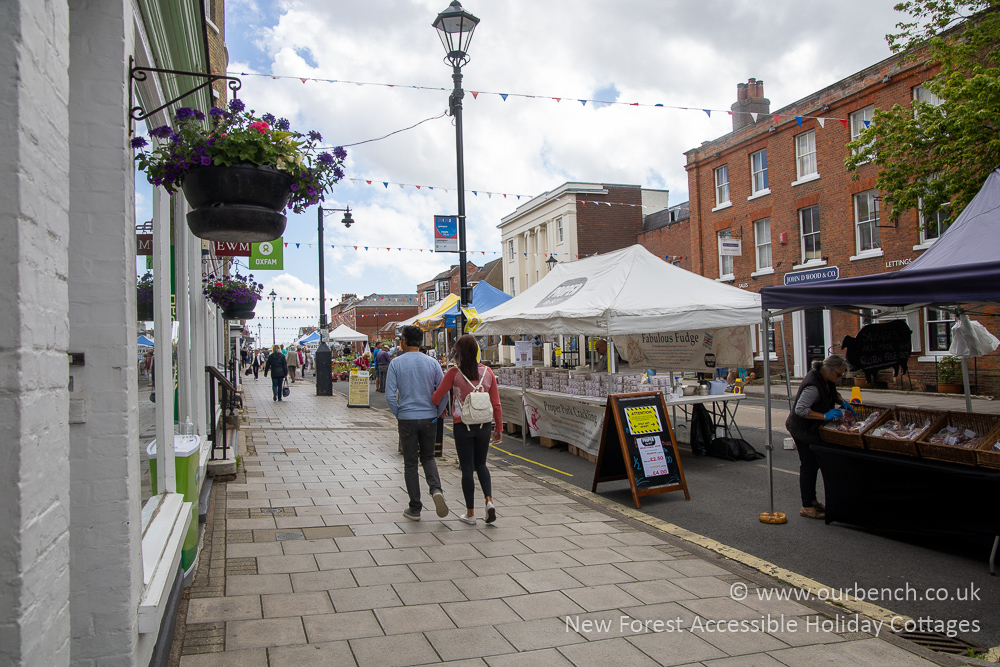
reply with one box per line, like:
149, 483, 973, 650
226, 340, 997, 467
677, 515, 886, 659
522, 391, 606, 456
612, 326, 754, 372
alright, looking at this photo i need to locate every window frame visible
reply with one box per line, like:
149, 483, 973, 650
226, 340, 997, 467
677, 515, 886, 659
794, 131, 817, 181
799, 205, 821, 264
714, 165, 730, 207
924, 308, 955, 355
556, 218, 564, 243
509, 276, 515, 296
507, 239, 515, 260
750, 149, 768, 196
849, 105, 875, 156
717, 229, 734, 280
853, 190, 881, 255
753, 217, 772, 272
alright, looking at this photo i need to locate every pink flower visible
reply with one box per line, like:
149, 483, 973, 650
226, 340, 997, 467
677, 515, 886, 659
250, 121, 270, 134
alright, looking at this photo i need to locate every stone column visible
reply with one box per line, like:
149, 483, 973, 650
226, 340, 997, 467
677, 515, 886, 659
0, 1, 72, 665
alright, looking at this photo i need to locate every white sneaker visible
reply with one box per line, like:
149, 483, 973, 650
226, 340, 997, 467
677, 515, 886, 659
485, 501, 496, 524
458, 513, 476, 525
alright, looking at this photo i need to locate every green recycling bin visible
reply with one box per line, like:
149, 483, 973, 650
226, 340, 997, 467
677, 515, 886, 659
147, 435, 202, 575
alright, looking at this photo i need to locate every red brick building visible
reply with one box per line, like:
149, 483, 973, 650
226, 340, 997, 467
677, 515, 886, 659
499, 182, 669, 295
648, 56, 998, 393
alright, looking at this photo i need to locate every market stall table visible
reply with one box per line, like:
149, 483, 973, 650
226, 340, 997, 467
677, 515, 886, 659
812, 442, 1000, 571
499, 385, 746, 457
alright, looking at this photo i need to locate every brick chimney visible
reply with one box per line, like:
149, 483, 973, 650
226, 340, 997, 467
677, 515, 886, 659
730, 78, 770, 132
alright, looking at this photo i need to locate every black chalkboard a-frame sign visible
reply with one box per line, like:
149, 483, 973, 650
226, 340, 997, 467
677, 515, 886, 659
591, 391, 690, 509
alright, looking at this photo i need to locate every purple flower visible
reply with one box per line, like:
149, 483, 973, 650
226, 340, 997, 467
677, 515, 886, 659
275, 118, 290, 130
229, 98, 246, 113
306, 186, 317, 196
290, 184, 299, 191
175, 107, 195, 120
169, 133, 182, 144
262, 113, 276, 124
209, 106, 226, 116
333, 166, 344, 180
131, 136, 148, 149
193, 110, 205, 121
333, 146, 347, 160
201, 156, 211, 165
308, 130, 322, 142
150, 125, 172, 138
318, 152, 334, 165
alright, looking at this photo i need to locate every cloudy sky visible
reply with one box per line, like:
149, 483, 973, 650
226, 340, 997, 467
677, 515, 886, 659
138, 0, 908, 344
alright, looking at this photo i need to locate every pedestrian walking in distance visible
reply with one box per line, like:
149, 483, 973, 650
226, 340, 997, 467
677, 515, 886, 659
376, 343, 391, 392
785, 354, 855, 519
432, 334, 502, 525
251, 349, 261, 380
386, 325, 449, 521
263, 344, 288, 402
286, 344, 300, 382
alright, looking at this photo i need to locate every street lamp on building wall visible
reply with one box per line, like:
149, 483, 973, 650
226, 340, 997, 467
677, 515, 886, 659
545, 255, 558, 272
269, 289, 277, 345
433, 0, 479, 335
316, 206, 356, 396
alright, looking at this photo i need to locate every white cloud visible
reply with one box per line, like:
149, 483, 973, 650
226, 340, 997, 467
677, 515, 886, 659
223, 0, 904, 299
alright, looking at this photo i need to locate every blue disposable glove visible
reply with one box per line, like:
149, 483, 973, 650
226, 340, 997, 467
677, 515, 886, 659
824, 408, 844, 421
841, 400, 856, 416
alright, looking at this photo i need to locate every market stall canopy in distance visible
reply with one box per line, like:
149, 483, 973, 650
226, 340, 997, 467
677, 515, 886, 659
397, 293, 460, 329
329, 324, 368, 342
760, 168, 1000, 313
476, 244, 763, 336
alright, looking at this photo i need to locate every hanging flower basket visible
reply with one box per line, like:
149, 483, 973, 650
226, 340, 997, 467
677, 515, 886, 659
133, 100, 347, 243
203, 271, 264, 320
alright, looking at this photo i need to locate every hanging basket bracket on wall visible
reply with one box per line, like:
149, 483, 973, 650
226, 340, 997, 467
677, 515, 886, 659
128, 56, 242, 135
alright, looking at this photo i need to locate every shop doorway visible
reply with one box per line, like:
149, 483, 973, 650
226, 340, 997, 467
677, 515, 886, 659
805, 309, 826, 367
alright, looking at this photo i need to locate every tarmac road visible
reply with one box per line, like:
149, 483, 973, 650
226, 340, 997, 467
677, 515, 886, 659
332, 378, 999, 652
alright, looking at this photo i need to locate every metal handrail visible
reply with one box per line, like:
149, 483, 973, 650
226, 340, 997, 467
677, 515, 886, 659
205, 365, 238, 460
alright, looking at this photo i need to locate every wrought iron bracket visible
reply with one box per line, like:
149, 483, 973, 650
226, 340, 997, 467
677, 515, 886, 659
128, 56, 241, 134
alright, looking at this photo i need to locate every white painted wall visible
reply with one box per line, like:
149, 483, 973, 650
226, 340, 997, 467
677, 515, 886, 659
67, 0, 143, 664
0, 1, 73, 665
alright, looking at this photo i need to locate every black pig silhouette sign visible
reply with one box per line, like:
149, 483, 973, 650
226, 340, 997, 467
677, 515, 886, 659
841, 320, 912, 384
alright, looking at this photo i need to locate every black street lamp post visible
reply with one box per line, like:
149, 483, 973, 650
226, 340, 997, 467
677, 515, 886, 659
269, 289, 277, 346
433, 0, 479, 335
316, 206, 355, 396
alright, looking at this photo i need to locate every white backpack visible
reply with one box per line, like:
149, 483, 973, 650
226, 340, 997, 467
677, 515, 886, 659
458, 367, 493, 425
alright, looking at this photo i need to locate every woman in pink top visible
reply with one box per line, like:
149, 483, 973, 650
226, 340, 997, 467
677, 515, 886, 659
432, 334, 503, 525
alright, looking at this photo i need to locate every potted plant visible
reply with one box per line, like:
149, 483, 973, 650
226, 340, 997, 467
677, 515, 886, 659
202, 271, 264, 320
132, 99, 347, 242
936, 355, 963, 393
137, 271, 154, 321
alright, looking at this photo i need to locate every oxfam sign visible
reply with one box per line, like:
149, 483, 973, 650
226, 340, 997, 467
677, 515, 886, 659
250, 238, 283, 270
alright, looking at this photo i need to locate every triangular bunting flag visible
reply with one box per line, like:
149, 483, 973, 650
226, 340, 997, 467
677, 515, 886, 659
772, 114, 780, 124
472, 191, 477, 196
795, 116, 803, 126
553, 98, 560, 102
500, 94, 508, 101
383, 182, 389, 188
416, 185, 420, 189
364, 247, 368, 251
579, 100, 587, 106
863, 120, 871, 128
750, 112, 758, 122
839, 118, 848, 128
366, 180, 371, 185
703, 109, 711, 117
300, 78, 308, 84
817, 118, 826, 128
295, 243, 300, 248
471, 91, 478, 99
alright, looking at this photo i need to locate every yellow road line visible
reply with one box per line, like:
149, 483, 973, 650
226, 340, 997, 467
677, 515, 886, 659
441, 424, 574, 477
523, 465, 909, 626
489, 444, 574, 477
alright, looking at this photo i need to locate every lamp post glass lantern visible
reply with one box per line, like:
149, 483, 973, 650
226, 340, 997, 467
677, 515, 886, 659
433, 0, 479, 334
545, 255, 558, 272
316, 206, 355, 396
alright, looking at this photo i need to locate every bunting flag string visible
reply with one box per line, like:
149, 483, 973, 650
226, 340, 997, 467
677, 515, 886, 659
219, 69, 852, 125
345, 177, 670, 211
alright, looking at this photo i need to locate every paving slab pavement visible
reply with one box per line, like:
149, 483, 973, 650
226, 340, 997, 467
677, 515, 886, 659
167, 374, 983, 666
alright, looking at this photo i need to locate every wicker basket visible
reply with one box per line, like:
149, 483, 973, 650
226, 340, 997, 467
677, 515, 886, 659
818, 404, 888, 449
863, 407, 940, 457
917, 412, 1000, 466
973, 423, 1000, 470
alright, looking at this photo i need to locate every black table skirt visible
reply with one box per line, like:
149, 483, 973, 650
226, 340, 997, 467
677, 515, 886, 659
812, 443, 1000, 540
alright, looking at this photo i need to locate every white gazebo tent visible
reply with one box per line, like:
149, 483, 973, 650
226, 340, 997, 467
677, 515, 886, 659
330, 324, 368, 342
477, 244, 763, 338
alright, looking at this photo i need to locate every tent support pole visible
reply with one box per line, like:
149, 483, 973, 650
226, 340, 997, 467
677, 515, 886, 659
521, 365, 527, 446
607, 320, 614, 374
778, 319, 794, 413
760, 311, 785, 524
961, 356, 973, 413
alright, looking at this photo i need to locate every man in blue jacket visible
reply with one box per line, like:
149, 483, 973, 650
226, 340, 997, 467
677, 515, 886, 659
263, 345, 288, 402
387, 325, 449, 521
